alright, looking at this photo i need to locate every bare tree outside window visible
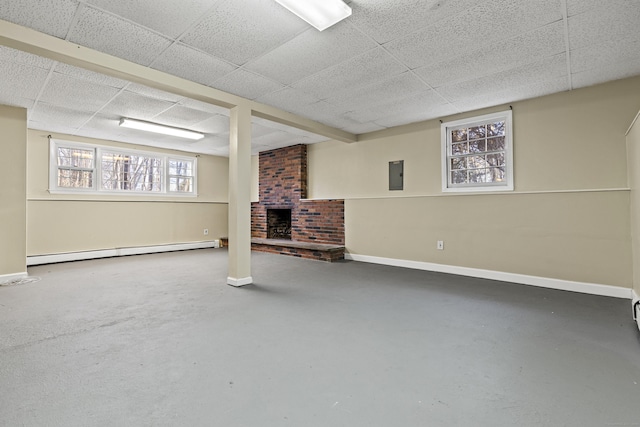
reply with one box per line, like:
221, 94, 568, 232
51, 139, 197, 195
441, 110, 513, 192
101, 152, 162, 192
56, 147, 94, 189
169, 159, 194, 193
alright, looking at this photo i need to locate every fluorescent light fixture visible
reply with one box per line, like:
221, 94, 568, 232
119, 118, 204, 140
274, 0, 352, 31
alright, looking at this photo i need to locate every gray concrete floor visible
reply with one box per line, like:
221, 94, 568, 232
1, 249, 639, 427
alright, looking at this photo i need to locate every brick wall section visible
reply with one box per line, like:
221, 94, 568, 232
251, 203, 267, 239
250, 144, 345, 255
293, 200, 344, 244
259, 144, 307, 206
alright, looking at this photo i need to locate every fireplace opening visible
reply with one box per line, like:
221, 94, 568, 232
267, 209, 292, 240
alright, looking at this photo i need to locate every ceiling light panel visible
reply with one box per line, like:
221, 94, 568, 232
119, 118, 204, 140
274, 0, 352, 31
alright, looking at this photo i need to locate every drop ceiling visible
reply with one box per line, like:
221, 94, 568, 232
0, 0, 639, 156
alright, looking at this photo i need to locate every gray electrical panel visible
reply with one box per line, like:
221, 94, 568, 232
389, 160, 404, 191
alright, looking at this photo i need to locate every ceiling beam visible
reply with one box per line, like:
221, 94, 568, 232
0, 19, 357, 143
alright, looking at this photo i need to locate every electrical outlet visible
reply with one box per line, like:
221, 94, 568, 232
437, 240, 444, 250
204, 229, 209, 236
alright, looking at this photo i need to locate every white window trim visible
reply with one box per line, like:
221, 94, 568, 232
441, 110, 513, 193
49, 139, 198, 197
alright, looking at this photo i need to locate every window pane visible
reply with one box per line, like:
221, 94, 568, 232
451, 129, 467, 142
451, 170, 466, 184
486, 167, 505, 182
58, 169, 93, 188
169, 160, 193, 176
450, 157, 466, 170
486, 153, 505, 166
170, 177, 193, 192
101, 152, 162, 191
469, 140, 486, 153
469, 169, 486, 183
452, 142, 468, 155
468, 125, 486, 140
487, 121, 505, 137
487, 137, 505, 151
467, 155, 486, 169
57, 147, 94, 169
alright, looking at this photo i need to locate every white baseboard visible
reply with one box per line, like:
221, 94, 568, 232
345, 253, 633, 299
227, 276, 253, 287
27, 241, 218, 266
0, 272, 28, 285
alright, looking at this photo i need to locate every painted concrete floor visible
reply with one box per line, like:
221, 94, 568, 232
1, 249, 639, 426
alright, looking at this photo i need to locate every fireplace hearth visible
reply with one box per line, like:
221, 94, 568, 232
251, 144, 344, 261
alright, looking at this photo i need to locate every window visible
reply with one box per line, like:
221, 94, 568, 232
55, 145, 96, 190
441, 110, 513, 192
168, 159, 194, 193
50, 139, 197, 196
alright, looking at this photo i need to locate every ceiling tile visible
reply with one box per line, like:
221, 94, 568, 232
178, 98, 229, 116
572, 58, 640, 90
385, 0, 563, 70
100, 90, 177, 120
53, 62, 129, 88
126, 83, 185, 103
30, 103, 97, 129
69, 6, 172, 66
348, 0, 479, 44
373, 103, 459, 129
451, 76, 569, 111
566, 0, 631, 17
0, 61, 50, 100
291, 48, 408, 99
437, 54, 567, 101
180, 0, 307, 66
151, 43, 237, 87
0, 0, 78, 39
415, 21, 566, 88
84, 0, 214, 39
213, 69, 285, 100
325, 72, 429, 111
338, 122, 386, 135
345, 89, 448, 123
152, 105, 214, 127
39, 72, 122, 111
0, 45, 54, 69
571, 39, 640, 74
568, 2, 640, 50
190, 114, 230, 134
245, 24, 378, 85
256, 88, 323, 115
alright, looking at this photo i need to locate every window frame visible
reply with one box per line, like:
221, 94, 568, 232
440, 110, 514, 193
49, 139, 198, 197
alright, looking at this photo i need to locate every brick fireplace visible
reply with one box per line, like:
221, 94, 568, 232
251, 144, 345, 262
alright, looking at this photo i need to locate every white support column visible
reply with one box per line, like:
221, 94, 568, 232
227, 105, 253, 287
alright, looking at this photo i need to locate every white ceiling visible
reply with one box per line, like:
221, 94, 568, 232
0, 0, 639, 156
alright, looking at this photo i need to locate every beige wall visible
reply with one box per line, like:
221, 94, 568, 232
627, 110, 640, 297
27, 130, 229, 256
308, 76, 640, 288
0, 105, 27, 277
